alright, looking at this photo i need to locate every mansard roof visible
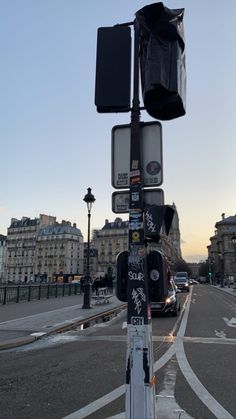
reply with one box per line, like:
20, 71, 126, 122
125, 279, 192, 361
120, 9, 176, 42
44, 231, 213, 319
10, 217, 39, 228
102, 219, 129, 230
38, 224, 82, 237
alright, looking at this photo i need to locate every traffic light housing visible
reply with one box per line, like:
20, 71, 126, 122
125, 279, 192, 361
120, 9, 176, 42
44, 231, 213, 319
116, 251, 129, 302
147, 250, 169, 302
116, 250, 169, 303
144, 205, 175, 242
136, 2, 186, 120
95, 26, 131, 113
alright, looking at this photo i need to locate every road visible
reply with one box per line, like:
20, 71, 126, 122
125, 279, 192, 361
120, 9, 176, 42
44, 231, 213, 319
0, 285, 235, 419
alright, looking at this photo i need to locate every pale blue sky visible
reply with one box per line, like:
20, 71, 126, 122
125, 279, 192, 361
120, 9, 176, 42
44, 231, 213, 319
0, 0, 235, 262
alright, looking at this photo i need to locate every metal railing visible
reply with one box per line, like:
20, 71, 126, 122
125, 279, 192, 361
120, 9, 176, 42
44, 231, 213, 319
0, 283, 81, 305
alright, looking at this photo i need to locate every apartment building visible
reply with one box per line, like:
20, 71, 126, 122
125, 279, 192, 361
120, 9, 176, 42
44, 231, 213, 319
5, 214, 56, 283
0, 234, 7, 282
36, 221, 84, 282
5, 214, 84, 283
208, 213, 236, 282
95, 218, 129, 277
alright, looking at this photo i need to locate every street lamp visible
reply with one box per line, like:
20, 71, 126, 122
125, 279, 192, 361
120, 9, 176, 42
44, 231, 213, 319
231, 233, 236, 289
82, 187, 96, 309
218, 252, 224, 287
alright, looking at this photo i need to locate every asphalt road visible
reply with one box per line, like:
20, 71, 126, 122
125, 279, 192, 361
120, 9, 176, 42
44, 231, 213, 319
0, 286, 235, 419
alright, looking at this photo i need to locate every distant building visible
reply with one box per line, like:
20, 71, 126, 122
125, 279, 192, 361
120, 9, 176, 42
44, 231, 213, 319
0, 234, 7, 282
5, 215, 84, 283
36, 221, 84, 283
5, 215, 56, 283
208, 213, 236, 283
94, 218, 129, 277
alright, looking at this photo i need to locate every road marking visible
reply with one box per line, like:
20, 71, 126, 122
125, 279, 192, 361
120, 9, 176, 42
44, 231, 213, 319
175, 288, 234, 419
215, 329, 226, 338
63, 288, 235, 419
223, 317, 236, 327
63, 384, 125, 419
155, 357, 193, 418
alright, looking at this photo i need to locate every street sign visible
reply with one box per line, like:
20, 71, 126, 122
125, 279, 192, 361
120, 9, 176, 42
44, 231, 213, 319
112, 188, 164, 213
112, 122, 163, 189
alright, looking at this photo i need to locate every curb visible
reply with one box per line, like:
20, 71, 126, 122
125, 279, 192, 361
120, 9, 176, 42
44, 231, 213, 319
0, 335, 38, 350
0, 303, 127, 351
212, 285, 236, 297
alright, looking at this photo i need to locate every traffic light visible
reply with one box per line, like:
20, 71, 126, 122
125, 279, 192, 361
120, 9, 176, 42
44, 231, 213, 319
116, 250, 169, 303
144, 205, 175, 242
116, 251, 128, 302
136, 2, 186, 120
147, 250, 169, 302
95, 26, 131, 113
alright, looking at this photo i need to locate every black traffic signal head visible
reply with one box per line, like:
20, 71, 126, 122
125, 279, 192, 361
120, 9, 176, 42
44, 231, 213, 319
144, 205, 175, 242
116, 251, 129, 302
147, 250, 169, 302
136, 3, 186, 120
95, 26, 131, 113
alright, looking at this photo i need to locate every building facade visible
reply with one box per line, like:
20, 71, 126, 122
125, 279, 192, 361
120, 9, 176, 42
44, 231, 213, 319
5, 215, 84, 283
207, 213, 236, 284
0, 234, 7, 282
94, 218, 129, 277
36, 221, 84, 282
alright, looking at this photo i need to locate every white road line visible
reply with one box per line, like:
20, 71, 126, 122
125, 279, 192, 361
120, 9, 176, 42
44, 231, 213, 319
63, 288, 235, 419
63, 314, 181, 419
175, 287, 234, 419
63, 384, 125, 419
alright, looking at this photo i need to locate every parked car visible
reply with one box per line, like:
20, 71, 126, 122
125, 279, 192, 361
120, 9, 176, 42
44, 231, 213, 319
174, 272, 190, 292
189, 278, 198, 285
198, 276, 207, 284
151, 280, 181, 316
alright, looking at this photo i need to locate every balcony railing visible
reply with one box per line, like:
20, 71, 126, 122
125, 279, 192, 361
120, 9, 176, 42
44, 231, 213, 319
0, 283, 81, 305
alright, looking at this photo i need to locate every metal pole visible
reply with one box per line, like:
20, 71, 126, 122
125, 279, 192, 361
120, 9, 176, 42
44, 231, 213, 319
125, 19, 155, 419
82, 210, 92, 309
234, 244, 236, 289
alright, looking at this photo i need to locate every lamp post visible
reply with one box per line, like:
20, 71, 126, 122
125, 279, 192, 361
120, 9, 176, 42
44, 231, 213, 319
209, 257, 214, 285
82, 187, 95, 309
231, 233, 236, 289
218, 252, 224, 288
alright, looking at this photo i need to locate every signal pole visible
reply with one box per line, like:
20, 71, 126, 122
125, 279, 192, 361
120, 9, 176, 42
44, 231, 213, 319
125, 19, 156, 419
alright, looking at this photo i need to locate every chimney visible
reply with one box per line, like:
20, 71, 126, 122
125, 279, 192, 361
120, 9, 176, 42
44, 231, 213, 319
221, 213, 225, 220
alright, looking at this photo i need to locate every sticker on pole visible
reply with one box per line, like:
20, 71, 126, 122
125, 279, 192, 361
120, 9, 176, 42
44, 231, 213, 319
112, 188, 164, 213
111, 122, 163, 189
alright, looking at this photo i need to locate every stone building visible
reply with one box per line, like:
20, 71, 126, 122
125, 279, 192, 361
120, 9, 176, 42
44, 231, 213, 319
0, 234, 7, 282
36, 221, 84, 282
94, 218, 129, 277
5, 215, 84, 283
5, 215, 56, 283
208, 213, 236, 283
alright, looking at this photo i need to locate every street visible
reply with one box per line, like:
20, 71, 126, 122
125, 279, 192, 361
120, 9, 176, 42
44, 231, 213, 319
0, 285, 235, 419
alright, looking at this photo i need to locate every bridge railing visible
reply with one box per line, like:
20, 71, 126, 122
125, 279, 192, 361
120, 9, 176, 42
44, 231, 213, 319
0, 283, 81, 305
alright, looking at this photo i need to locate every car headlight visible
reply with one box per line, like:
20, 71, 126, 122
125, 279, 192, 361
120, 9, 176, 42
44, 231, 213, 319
166, 295, 176, 304
185, 283, 189, 286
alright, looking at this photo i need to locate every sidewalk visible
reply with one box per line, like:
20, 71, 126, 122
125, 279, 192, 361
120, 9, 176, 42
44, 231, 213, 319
211, 283, 236, 297
0, 293, 126, 350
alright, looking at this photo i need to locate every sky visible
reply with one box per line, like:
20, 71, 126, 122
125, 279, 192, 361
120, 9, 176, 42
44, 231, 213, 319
0, 0, 236, 263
